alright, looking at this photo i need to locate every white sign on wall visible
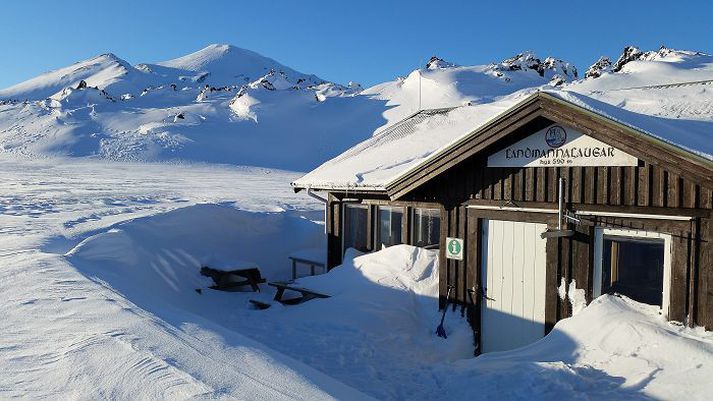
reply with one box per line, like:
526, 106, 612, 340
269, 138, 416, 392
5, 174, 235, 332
487, 124, 638, 167
446, 237, 464, 260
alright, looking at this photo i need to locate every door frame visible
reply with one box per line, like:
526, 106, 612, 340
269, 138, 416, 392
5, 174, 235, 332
593, 227, 672, 317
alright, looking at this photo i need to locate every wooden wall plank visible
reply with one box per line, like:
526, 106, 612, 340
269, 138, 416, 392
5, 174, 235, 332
513, 169, 524, 201
571, 167, 583, 204
525, 168, 535, 201
585, 167, 596, 204
638, 164, 650, 207
683, 180, 696, 209
547, 168, 559, 203
561, 168, 571, 206
545, 234, 559, 334
651, 165, 665, 207
597, 167, 609, 205
466, 209, 481, 352
609, 167, 621, 205
700, 218, 713, 329
438, 207, 449, 309
536, 168, 546, 202
572, 224, 592, 303
457, 206, 467, 308
624, 166, 636, 206
327, 198, 342, 269
702, 187, 713, 210
669, 229, 690, 323
668, 172, 681, 208
560, 236, 571, 319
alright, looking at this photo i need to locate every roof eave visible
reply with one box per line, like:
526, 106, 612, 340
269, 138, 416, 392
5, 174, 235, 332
539, 91, 713, 171
385, 91, 713, 199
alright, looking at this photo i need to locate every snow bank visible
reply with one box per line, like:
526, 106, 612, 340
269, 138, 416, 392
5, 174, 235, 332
68, 222, 473, 400
439, 295, 713, 400
67, 203, 325, 300
237, 245, 473, 399
292, 246, 469, 342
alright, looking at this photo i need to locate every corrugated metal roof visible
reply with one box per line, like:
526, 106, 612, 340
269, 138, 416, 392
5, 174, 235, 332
328, 107, 459, 165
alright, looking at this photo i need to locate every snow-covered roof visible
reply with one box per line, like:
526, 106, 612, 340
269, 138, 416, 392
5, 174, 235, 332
292, 93, 529, 191
293, 78, 713, 193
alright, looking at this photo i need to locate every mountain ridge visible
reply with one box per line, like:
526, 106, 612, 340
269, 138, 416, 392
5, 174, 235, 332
0, 44, 711, 171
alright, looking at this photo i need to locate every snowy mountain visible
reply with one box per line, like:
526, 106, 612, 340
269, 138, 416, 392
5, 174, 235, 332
1, 44, 710, 171
0, 44, 375, 170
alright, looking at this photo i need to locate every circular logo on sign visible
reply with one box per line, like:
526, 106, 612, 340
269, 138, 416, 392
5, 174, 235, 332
545, 125, 567, 148
448, 239, 461, 255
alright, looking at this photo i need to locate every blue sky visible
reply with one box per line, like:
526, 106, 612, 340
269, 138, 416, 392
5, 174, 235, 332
2, 0, 712, 89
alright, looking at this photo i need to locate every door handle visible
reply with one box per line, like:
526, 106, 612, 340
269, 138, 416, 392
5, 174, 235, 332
471, 286, 495, 301
483, 290, 496, 302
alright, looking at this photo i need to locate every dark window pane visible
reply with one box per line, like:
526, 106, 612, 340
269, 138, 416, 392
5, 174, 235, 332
412, 208, 440, 248
343, 204, 368, 253
602, 237, 665, 306
376, 206, 403, 249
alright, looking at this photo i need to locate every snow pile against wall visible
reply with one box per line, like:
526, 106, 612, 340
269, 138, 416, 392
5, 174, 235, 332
272, 245, 474, 363
242, 245, 474, 399
438, 295, 713, 400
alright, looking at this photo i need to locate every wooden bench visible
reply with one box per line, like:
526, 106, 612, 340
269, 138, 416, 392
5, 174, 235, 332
200, 266, 266, 292
248, 299, 272, 310
288, 248, 326, 280
268, 281, 330, 305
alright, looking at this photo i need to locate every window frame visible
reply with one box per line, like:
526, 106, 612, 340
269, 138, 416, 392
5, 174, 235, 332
341, 203, 369, 255
593, 227, 672, 317
374, 205, 406, 250
410, 207, 441, 248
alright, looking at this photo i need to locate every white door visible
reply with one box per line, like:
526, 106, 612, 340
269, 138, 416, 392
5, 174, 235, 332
481, 219, 547, 353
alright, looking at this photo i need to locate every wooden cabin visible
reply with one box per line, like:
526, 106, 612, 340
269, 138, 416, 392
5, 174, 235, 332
292, 91, 713, 354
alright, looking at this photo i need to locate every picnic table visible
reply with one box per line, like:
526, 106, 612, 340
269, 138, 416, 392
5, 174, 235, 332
200, 263, 266, 292
288, 248, 326, 280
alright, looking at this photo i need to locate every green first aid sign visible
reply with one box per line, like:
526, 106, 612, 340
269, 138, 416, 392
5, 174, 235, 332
446, 237, 464, 260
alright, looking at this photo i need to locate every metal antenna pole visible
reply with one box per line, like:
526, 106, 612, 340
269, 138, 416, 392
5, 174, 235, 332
558, 177, 564, 230
418, 63, 422, 111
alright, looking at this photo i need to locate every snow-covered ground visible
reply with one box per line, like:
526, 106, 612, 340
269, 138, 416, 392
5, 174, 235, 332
1, 155, 712, 400
0, 156, 370, 400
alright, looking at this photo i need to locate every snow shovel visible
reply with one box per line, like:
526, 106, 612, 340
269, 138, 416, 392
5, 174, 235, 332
436, 285, 455, 338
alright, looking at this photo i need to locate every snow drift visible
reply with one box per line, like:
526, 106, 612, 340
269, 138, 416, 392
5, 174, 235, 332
438, 295, 713, 400
67, 203, 325, 290
67, 225, 473, 400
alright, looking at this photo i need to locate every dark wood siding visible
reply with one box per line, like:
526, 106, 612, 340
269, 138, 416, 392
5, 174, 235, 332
321, 114, 713, 339
408, 158, 713, 214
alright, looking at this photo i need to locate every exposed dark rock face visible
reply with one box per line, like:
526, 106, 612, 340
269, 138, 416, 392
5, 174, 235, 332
585, 57, 613, 79
426, 56, 458, 70
493, 52, 578, 83
613, 46, 644, 72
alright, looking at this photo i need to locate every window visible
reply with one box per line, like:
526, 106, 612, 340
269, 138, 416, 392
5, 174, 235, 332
411, 208, 440, 248
376, 206, 404, 249
601, 236, 665, 306
343, 204, 368, 253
